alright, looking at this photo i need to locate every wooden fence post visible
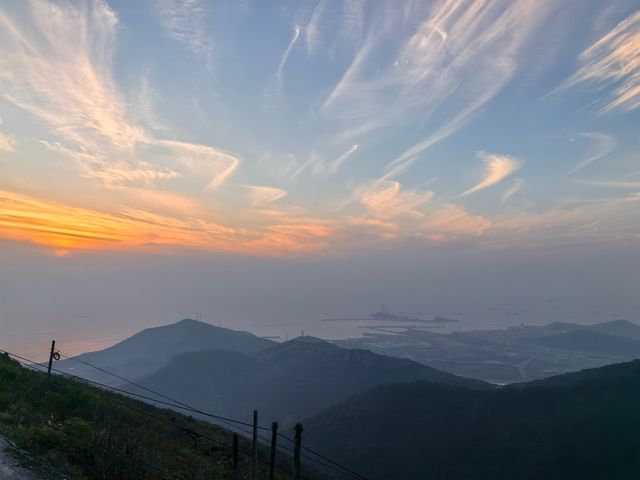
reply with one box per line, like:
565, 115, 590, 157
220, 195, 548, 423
233, 433, 239, 480
269, 422, 278, 480
47, 340, 56, 378
252, 410, 258, 480
293, 423, 303, 480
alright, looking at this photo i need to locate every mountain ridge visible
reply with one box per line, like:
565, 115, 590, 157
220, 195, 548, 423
56, 319, 275, 385
128, 335, 491, 425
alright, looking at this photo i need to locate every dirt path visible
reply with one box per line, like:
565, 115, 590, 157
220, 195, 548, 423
0, 438, 45, 480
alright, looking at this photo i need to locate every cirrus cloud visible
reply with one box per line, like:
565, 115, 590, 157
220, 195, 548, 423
0, 132, 16, 153
242, 185, 288, 207
461, 152, 522, 196
562, 10, 640, 113
501, 178, 524, 204
0, 0, 240, 192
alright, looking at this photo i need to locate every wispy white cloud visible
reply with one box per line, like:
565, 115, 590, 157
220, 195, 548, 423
332, 167, 455, 238
0, 1, 239, 193
242, 185, 287, 207
0, 132, 16, 153
156, 140, 240, 191
88, 165, 182, 187
570, 132, 616, 172
327, 144, 358, 173
354, 180, 490, 242
276, 25, 301, 80
40, 140, 182, 187
421, 204, 490, 240
360, 180, 434, 219
309, 144, 359, 175
0, 0, 143, 150
131, 68, 170, 134
301, 0, 327, 55
578, 179, 640, 189
461, 152, 522, 197
492, 194, 640, 248
155, 0, 214, 68
339, 0, 366, 44
382, 72, 515, 180
321, 0, 553, 178
615, 169, 640, 181
561, 10, 640, 113
502, 178, 524, 204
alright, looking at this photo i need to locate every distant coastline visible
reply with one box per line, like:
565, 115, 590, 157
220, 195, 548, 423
322, 308, 459, 324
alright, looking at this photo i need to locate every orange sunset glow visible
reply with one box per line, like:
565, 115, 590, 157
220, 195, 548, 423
0, 190, 344, 255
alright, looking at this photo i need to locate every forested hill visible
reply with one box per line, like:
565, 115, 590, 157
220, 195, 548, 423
0, 354, 319, 480
303, 360, 640, 480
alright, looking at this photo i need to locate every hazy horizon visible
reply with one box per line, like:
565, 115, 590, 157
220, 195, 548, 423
3, 239, 639, 360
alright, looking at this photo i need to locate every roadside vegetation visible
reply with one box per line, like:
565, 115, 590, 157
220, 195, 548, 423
0, 354, 305, 480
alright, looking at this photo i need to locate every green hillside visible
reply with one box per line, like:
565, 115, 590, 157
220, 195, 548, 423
0, 353, 314, 480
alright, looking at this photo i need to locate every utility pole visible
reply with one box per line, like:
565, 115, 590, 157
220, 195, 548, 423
47, 340, 56, 378
293, 423, 303, 480
252, 410, 258, 480
233, 433, 239, 480
269, 422, 278, 480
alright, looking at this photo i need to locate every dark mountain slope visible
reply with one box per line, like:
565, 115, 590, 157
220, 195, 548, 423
518, 357, 640, 388
56, 319, 274, 385
132, 336, 490, 425
303, 360, 640, 480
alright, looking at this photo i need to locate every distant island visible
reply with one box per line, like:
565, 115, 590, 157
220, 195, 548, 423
322, 305, 459, 324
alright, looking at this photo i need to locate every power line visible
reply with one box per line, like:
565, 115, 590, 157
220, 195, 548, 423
3, 352, 311, 479
58, 352, 289, 448
55, 350, 368, 479
37, 353, 256, 429
59, 354, 363, 479
10, 350, 261, 445
279, 432, 368, 480
57, 351, 258, 438
5, 354, 243, 478
3, 349, 368, 480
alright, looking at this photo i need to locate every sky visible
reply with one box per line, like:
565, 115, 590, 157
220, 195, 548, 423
0, 0, 639, 359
